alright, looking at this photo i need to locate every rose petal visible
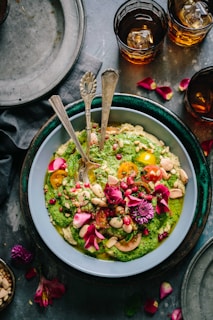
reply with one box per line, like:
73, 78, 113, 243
48, 158, 66, 172
137, 77, 157, 90
179, 78, 190, 92
160, 281, 173, 299
156, 86, 173, 100
201, 139, 213, 157
170, 308, 183, 320
144, 299, 159, 314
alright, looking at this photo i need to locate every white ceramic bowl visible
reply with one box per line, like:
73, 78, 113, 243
20, 94, 211, 278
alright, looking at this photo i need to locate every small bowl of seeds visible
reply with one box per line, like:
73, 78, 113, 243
0, 258, 15, 311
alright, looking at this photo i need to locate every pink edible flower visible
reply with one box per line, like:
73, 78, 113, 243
84, 224, 105, 250
144, 299, 159, 314
153, 184, 170, 214
137, 77, 157, 90
48, 158, 67, 172
160, 281, 173, 299
156, 86, 173, 100
34, 276, 65, 308
179, 78, 190, 92
201, 139, 213, 157
104, 184, 124, 205
11, 244, 33, 264
127, 194, 144, 207
73, 213, 91, 228
170, 308, 183, 320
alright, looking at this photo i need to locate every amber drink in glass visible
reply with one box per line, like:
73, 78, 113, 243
113, 0, 168, 65
185, 67, 213, 122
168, 0, 213, 46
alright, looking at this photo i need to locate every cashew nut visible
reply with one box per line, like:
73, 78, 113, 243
179, 168, 188, 184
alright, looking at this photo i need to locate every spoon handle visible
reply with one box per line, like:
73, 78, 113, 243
48, 95, 89, 163
80, 72, 97, 155
100, 69, 119, 150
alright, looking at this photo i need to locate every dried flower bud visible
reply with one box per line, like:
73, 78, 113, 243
11, 244, 33, 264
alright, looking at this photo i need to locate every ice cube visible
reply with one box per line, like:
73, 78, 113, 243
127, 27, 153, 50
180, 1, 211, 29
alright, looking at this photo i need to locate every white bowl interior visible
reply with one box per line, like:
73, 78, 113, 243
28, 107, 197, 277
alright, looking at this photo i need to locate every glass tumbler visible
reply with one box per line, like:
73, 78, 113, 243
113, 0, 168, 65
167, 0, 213, 46
184, 66, 213, 122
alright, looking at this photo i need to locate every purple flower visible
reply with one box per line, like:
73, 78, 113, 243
130, 199, 154, 225
11, 244, 33, 264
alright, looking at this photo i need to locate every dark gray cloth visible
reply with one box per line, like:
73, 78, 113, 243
0, 52, 102, 204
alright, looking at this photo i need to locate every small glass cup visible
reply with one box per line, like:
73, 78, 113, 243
184, 66, 213, 122
167, 0, 213, 47
113, 0, 168, 65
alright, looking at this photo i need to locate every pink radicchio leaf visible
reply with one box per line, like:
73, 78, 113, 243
73, 213, 91, 228
160, 281, 173, 299
104, 184, 124, 205
144, 299, 159, 314
201, 139, 213, 157
179, 78, 190, 92
11, 244, 33, 264
137, 77, 157, 90
170, 308, 183, 320
34, 276, 65, 308
156, 86, 173, 101
48, 158, 67, 172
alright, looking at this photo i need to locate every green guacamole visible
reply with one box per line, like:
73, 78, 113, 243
44, 123, 187, 262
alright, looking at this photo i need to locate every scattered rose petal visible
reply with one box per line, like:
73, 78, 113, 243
179, 78, 190, 92
34, 276, 65, 307
156, 86, 173, 100
11, 244, 33, 264
137, 77, 157, 90
73, 213, 91, 228
160, 281, 173, 299
25, 267, 37, 280
153, 184, 170, 214
48, 158, 67, 172
144, 299, 159, 314
170, 308, 183, 320
201, 139, 213, 157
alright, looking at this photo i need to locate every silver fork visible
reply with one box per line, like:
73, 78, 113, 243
48, 95, 98, 183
